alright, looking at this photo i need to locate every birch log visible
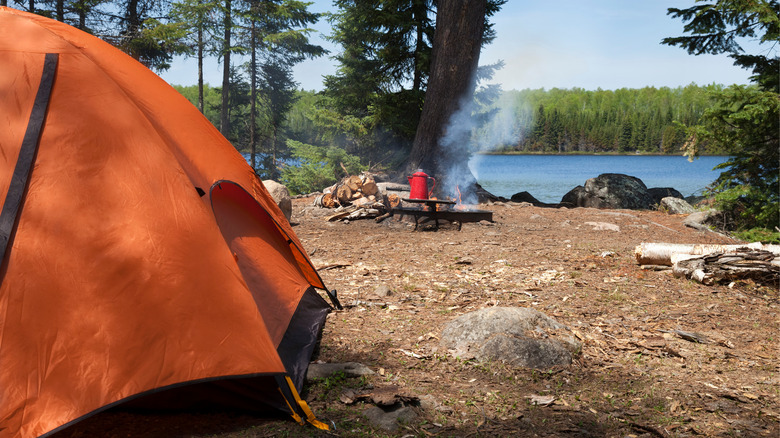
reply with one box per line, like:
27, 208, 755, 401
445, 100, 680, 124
634, 242, 780, 266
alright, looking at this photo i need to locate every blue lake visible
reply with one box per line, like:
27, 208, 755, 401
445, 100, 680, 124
468, 154, 729, 204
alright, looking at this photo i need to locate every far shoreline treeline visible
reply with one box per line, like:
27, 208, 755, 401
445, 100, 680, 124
472, 84, 727, 156
475, 151, 730, 157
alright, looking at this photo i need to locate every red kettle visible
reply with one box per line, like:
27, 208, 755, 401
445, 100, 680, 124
408, 170, 436, 199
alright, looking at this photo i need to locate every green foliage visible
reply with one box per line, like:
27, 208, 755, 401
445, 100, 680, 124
236, 0, 327, 173
732, 228, 780, 244
666, 1, 779, 232
169, 0, 223, 59
662, 0, 779, 92
173, 83, 223, 123
322, 0, 505, 163
130, 18, 192, 71
280, 140, 366, 195
691, 86, 780, 230
501, 85, 717, 154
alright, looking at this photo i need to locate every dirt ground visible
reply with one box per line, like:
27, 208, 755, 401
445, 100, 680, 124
57, 197, 779, 438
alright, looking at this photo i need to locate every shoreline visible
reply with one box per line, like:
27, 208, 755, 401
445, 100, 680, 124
474, 151, 730, 157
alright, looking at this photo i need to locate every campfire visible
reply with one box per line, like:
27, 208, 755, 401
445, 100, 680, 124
395, 179, 493, 230
313, 172, 493, 230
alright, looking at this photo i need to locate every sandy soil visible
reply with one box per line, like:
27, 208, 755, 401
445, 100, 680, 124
56, 197, 779, 438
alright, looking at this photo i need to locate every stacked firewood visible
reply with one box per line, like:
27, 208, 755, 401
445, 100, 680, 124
314, 174, 389, 221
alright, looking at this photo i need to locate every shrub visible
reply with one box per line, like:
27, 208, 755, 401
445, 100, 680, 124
280, 140, 365, 195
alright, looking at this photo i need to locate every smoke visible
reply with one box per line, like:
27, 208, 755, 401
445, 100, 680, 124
436, 88, 522, 203
474, 93, 523, 151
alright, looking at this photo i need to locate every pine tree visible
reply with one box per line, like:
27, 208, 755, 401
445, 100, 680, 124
665, 0, 779, 232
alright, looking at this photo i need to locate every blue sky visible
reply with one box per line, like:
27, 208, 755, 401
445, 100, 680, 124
159, 1, 767, 91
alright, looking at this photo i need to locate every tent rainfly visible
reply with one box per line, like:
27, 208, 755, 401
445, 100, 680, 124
0, 7, 338, 437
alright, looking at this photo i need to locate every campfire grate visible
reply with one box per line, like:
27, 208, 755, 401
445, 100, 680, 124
392, 199, 493, 230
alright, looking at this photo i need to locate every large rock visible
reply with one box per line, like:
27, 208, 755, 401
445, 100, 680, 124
683, 209, 722, 232
659, 196, 696, 214
560, 173, 654, 210
262, 180, 292, 222
363, 405, 417, 432
648, 187, 684, 205
509, 191, 555, 207
440, 307, 581, 369
560, 185, 588, 208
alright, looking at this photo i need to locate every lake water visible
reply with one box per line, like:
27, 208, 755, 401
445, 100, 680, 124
468, 154, 729, 204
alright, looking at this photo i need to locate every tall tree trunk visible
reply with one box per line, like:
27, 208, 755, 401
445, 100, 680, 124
55, 0, 64, 21
220, 0, 232, 137
197, 0, 204, 113
406, 0, 485, 198
271, 125, 278, 180
28, 0, 34, 13
197, 28, 204, 112
124, 0, 140, 58
78, 5, 86, 29
126, 0, 139, 31
411, 0, 426, 93
249, 19, 258, 170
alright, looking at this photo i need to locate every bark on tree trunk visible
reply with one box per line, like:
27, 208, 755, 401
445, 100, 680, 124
249, 19, 257, 170
197, 0, 204, 114
411, 0, 427, 93
406, 0, 486, 197
78, 6, 86, 29
220, 0, 232, 137
55, 0, 63, 21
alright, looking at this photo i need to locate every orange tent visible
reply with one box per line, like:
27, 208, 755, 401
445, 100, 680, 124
0, 7, 337, 437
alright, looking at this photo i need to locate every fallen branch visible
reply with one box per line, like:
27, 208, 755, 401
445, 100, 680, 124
658, 329, 711, 344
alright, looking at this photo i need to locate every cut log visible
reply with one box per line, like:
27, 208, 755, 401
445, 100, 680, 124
324, 193, 336, 208
346, 175, 362, 192
386, 193, 401, 208
336, 184, 353, 204
361, 178, 378, 196
314, 192, 335, 208
634, 242, 779, 266
672, 249, 779, 285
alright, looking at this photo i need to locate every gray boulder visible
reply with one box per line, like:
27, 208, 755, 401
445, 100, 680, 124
684, 209, 723, 232
659, 197, 696, 214
262, 180, 292, 222
560, 185, 588, 208
363, 405, 417, 432
440, 307, 581, 369
561, 173, 654, 210
510, 191, 541, 204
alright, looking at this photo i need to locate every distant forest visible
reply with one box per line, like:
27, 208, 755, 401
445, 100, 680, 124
176, 82, 725, 157
477, 84, 724, 155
